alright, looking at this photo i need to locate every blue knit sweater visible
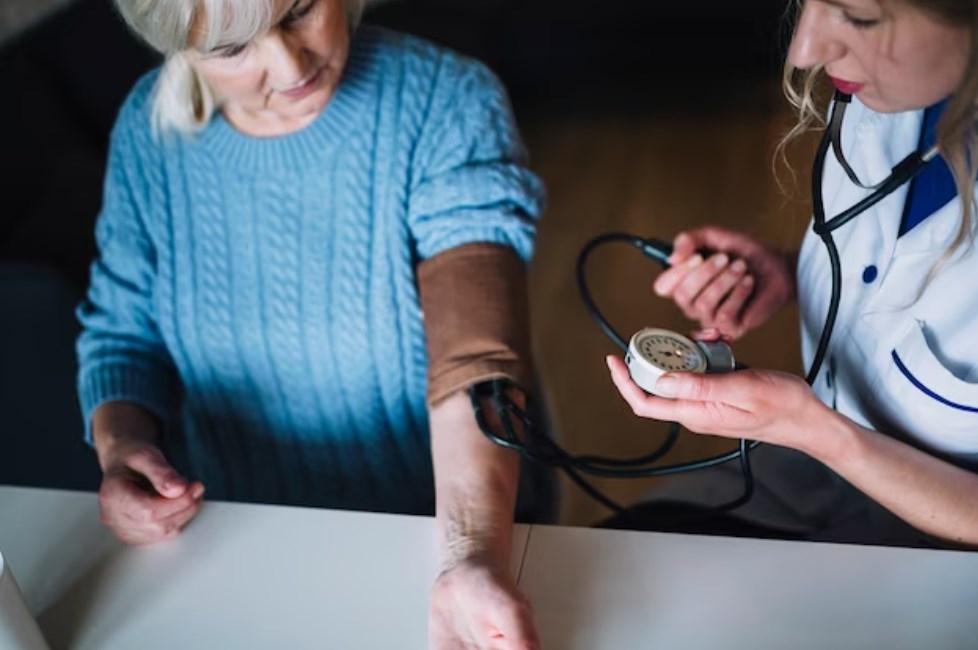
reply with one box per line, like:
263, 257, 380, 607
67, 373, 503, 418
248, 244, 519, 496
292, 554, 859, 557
77, 26, 544, 514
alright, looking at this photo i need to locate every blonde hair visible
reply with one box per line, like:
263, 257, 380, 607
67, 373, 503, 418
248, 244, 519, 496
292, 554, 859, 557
779, 0, 978, 261
113, 0, 367, 135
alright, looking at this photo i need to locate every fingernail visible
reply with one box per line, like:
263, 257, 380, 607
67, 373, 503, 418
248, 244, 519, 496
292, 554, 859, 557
687, 254, 703, 268
741, 275, 754, 286
191, 484, 205, 499
654, 375, 678, 398
731, 258, 747, 273
711, 253, 729, 268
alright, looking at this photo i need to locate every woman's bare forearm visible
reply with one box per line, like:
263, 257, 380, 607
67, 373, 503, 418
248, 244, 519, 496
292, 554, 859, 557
429, 390, 521, 569
806, 408, 978, 546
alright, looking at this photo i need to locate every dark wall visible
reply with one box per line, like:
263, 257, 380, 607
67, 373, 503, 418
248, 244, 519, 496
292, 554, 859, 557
1, 0, 158, 287
369, 1, 792, 111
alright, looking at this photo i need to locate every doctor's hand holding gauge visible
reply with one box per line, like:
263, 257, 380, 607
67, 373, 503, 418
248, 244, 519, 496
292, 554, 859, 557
608, 0, 978, 547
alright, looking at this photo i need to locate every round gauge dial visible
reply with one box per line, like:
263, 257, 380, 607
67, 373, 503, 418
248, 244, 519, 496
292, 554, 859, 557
632, 329, 707, 373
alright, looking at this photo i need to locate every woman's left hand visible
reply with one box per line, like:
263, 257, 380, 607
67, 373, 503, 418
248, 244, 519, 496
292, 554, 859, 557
429, 557, 539, 650
606, 355, 825, 450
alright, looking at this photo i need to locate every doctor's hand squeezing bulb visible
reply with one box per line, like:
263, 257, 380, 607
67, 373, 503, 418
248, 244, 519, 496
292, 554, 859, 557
625, 328, 736, 397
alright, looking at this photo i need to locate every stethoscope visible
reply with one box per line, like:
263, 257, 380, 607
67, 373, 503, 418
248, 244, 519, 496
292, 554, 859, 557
472, 90, 940, 520
805, 90, 938, 385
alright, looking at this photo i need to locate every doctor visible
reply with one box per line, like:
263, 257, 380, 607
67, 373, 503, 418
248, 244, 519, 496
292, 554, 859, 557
608, 0, 978, 546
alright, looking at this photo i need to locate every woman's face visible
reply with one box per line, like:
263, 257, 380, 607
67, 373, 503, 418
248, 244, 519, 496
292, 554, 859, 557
190, 0, 350, 136
788, 0, 971, 112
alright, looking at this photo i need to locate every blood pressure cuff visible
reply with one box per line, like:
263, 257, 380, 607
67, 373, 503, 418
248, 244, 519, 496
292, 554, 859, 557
417, 243, 533, 406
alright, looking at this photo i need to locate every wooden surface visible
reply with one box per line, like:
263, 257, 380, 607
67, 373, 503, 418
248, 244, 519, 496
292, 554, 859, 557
522, 82, 821, 526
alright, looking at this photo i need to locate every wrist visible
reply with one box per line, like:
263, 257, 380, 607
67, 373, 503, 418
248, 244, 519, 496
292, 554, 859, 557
793, 399, 858, 466
92, 402, 160, 470
93, 431, 155, 472
439, 534, 500, 573
437, 503, 513, 573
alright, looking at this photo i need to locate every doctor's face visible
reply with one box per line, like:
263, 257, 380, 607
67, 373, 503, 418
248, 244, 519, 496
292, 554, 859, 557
787, 0, 971, 113
189, 0, 350, 137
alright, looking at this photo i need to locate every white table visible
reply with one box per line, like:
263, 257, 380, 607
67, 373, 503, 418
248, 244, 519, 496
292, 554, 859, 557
520, 525, 978, 650
0, 487, 528, 649
3, 486, 978, 649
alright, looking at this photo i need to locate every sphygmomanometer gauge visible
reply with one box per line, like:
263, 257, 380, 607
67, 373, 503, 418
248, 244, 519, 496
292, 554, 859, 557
625, 328, 735, 397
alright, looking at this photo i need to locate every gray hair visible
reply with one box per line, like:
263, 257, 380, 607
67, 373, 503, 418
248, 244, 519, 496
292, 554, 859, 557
113, 0, 367, 135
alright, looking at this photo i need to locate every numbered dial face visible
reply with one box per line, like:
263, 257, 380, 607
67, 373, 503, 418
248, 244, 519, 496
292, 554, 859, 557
633, 330, 707, 373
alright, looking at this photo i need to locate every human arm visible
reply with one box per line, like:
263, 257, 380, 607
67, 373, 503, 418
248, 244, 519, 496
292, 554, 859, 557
653, 226, 798, 340
406, 56, 544, 649
420, 244, 538, 650
78, 79, 202, 544
428, 390, 538, 650
92, 401, 204, 545
606, 359, 978, 546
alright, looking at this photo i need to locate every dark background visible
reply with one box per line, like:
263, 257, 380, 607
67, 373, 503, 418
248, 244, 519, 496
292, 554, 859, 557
0, 0, 790, 495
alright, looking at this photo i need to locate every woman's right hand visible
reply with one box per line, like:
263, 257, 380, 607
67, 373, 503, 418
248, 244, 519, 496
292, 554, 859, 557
93, 403, 205, 545
653, 226, 797, 340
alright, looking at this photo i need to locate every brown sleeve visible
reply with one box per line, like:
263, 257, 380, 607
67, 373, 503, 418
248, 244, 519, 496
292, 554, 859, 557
417, 243, 534, 406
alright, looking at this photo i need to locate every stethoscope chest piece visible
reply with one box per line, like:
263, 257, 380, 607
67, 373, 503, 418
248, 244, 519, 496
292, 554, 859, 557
626, 328, 735, 397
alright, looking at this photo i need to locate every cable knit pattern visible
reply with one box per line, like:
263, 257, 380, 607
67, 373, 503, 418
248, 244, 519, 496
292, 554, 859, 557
76, 26, 545, 514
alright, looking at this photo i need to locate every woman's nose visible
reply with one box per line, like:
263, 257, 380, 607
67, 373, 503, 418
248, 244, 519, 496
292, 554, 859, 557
261, 30, 307, 89
787, 2, 847, 70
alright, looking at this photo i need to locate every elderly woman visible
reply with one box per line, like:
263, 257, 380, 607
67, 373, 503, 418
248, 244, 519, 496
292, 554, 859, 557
78, 0, 547, 646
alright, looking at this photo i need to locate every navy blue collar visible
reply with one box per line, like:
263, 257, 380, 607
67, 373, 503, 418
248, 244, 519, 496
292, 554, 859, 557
898, 98, 956, 237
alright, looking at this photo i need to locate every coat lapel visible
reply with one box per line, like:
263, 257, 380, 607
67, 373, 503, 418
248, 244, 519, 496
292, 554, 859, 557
855, 105, 924, 273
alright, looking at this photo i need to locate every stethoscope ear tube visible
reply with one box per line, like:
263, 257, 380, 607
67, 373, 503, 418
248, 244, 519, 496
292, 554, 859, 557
807, 91, 934, 385
816, 91, 936, 236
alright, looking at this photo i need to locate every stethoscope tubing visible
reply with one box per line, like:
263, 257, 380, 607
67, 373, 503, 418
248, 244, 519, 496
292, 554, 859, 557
807, 91, 934, 384
474, 91, 938, 519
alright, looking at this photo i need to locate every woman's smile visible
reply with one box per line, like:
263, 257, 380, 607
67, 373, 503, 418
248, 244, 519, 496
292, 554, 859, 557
277, 65, 326, 100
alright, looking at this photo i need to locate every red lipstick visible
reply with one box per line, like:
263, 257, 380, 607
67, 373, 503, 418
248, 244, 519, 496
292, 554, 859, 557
829, 76, 865, 95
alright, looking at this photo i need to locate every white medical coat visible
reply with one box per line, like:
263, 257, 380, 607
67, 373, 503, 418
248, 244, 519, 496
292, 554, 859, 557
643, 99, 976, 544
798, 96, 978, 463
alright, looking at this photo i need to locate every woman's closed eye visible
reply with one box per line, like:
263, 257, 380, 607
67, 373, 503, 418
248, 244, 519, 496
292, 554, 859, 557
215, 42, 249, 59
843, 12, 881, 29
282, 0, 316, 27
